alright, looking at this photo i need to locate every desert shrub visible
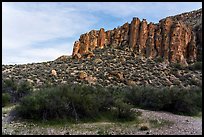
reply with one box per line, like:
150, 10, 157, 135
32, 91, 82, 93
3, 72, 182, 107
171, 63, 184, 70
2, 79, 17, 93
93, 85, 114, 112
16, 82, 201, 122
154, 57, 164, 63
125, 85, 202, 116
2, 93, 11, 107
2, 79, 18, 103
169, 86, 202, 115
126, 86, 171, 110
2, 79, 33, 103
188, 62, 202, 71
188, 78, 200, 86
16, 84, 135, 121
16, 81, 33, 100
112, 98, 135, 121
141, 87, 172, 110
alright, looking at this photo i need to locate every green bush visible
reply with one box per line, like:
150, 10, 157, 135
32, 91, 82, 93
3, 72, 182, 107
125, 86, 170, 110
112, 99, 135, 121
15, 83, 202, 122
16, 81, 33, 100
2, 79, 33, 103
189, 62, 202, 71
16, 84, 135, 122
154, 57, 164, 63
169, 87, 202, 115
2, 93, 11, 107
125, 85, 202, 116
2, 79, 17, 93
171, 63, 184, 70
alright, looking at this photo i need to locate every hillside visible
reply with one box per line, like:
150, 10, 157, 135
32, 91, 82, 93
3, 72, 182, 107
2, 46, 202, 90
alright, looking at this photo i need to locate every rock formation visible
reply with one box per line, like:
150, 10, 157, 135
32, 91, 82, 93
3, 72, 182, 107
72, 8, 202, 65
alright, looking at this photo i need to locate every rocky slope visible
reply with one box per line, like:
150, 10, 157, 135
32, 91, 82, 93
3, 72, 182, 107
2, 46, 202, 90
72, 8, 202, 65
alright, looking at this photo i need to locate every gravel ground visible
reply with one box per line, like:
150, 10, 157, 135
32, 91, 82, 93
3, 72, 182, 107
2, 106, 202, 135
134, 108, 202, 135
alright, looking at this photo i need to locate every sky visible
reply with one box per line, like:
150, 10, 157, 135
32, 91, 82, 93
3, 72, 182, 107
2, 2, 202, 65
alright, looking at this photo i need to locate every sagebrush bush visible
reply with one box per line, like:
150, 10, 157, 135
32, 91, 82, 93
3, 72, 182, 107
16, 84, 135, 121
15, 83, 202, 122
2, 79, 33, 103
2, 79, 17, 93
188, 62, 202, 71
169, 86, 202, 115
112, 99, 135, 121
154, 57, 164, 63
171, 63, 184, 70
17, 81, 33, 100
125, 85, 202, 116
2, 93, 11, 107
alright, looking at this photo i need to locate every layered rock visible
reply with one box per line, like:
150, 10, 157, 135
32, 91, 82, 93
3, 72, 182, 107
72, 9, 202, 64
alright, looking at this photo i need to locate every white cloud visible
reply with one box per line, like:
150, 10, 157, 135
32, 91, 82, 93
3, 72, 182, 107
64, 2, 201, 20
3, 42, 73, 64
3, 3, 96, 48
2, 2, 97, 64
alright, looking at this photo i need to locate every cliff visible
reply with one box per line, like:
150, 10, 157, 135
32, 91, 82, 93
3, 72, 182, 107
72, 8, 202, 65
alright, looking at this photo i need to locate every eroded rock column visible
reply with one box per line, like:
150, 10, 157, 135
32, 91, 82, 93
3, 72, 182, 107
89, 30, 98, 51
139, 19, 148, 56
98, 28, 106, 49
160, 18, 173, 62
146, 22, 156, 58
129, 17, 140, 52
79, 33, 90, 54
72, 41, 80, 57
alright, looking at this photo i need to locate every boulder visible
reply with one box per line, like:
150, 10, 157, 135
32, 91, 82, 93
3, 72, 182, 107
85, 76, 97, 84
79, 71, 87, 79
51, 69, 57, 77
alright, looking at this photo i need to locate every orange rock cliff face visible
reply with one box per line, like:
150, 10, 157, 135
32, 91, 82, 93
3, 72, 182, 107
72, 9, 201, 64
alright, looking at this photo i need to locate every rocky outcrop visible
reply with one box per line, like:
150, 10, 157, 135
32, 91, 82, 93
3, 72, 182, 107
72, 41, 80, 57
72, 8, 202, 64
169, 8, 202, 61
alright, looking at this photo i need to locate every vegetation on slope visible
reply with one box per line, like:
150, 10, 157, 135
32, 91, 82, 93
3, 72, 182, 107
15, 84, 136, 122
13, 83, 202, 122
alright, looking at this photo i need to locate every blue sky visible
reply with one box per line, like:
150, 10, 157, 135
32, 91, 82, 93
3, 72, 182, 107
2, 2, 202, 65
